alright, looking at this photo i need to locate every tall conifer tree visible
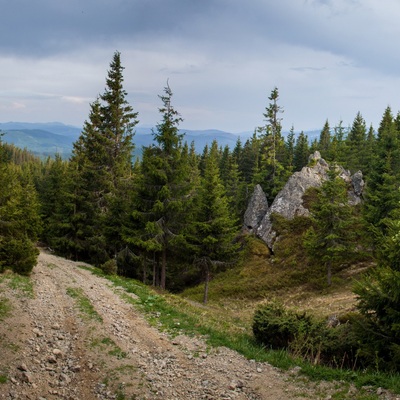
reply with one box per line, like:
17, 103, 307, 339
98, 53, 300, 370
345, 112, 367, 173
126, 83, 192, 289
293, 131, 309, 171
66, 51, 138, 264
364, 107, 400, 242
254, 87, 287, 201
304, 167, 356, 285
318, 120, 331, 159
193, 140, 240, 303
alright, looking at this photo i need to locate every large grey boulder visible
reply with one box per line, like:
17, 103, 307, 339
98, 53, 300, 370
249, 151, 364, 249
257, 152, 329, 247
243, 184, 269, 233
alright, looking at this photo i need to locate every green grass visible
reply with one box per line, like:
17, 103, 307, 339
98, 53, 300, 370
78, 263, 400, 399
0, 375, 7, 384
0, 273, 33, 298
91, 337, 127, 359
66, 287, 103, 322
0, 298, 12, 321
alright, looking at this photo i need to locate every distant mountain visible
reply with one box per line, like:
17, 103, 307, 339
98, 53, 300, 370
0, 122, 320, 159
0, 122, 81, 138
1, 129, 76, 158
0, 122, 253, 159
135, 127, 253, 154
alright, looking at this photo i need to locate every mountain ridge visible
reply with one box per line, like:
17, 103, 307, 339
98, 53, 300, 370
0, 122, 254, 158
0, 121, 320, 159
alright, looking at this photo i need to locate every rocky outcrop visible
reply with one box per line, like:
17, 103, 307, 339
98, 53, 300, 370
243, 184, 269, 233
245, 151, 364, 249
349, 170, 364, 205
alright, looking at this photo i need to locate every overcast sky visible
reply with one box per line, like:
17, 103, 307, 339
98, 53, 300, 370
1, 0, 400, 134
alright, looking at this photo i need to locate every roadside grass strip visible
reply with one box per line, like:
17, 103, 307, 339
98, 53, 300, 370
77, 265, 400, 399
66, 287, 103, 322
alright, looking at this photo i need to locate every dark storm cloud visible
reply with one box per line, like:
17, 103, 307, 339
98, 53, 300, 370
1, 0, 400, 132
2, 0, 397, 77
0, 0, 222, 57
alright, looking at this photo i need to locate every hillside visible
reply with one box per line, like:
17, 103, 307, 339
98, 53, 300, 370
1, 249, 397, 399
0, 249, 354, 400
1, 122, 322, 159
0, 122, 254, 159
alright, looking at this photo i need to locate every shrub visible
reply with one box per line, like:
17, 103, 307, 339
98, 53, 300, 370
253, 302, 363, 369
353, 266, 400, 372
100, 259, 118, 275
0, 236, 39, 275
252, 301, 314, 349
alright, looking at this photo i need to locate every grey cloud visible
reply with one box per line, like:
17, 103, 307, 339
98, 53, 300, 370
0, 0, 221, 57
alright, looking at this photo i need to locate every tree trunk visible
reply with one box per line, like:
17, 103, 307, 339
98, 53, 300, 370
154, 253, 160, 287
203, 269, 210, 304
142, 258, 147, 284
161, 248, 167, 290
327, 260, 332, 286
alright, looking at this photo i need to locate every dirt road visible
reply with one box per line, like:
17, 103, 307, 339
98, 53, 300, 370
0, 250, 386, 399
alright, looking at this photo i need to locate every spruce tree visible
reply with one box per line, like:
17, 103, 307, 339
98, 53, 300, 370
192, 140, 240, 303
38, 155, 72, 253
362, 125, 376, 178
66, 52, 138, 264
254, 87, 287, 201
304, 167, 356, 285
0, 163, 40, 275
345, 112, 367, 173
239, 131, 259, 184
126, 83, 192, 289
318, 120, 331, 159
329, 120, 348, 164
284, 125, 295, 174
363, 107, 400, 243
293, 131, 309, 171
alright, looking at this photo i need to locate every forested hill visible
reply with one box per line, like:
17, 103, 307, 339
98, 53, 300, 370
0, 122, 258, 158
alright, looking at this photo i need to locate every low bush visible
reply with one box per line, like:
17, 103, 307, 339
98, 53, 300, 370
0, 237, 39, 275
253, 302, 363, 370
101, 259, 118, 275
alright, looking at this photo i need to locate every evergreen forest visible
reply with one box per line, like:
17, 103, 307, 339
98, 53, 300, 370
2, 51, 400, 373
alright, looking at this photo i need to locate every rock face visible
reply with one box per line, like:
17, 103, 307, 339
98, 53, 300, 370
243, 184, 269, 233
244, 151, 364, 249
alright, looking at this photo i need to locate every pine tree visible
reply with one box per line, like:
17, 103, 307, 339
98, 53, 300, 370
0, 163, 40, 275
284, 125, 295, 174
126, 83, 192, 289
65, 52, 138, 264
345, 112, 367, 173
329, 120, 348, 164
293, 131, 309, 171
232, 137, 243, 167
254, 87, 287, 201
362, 125, 376, 177
304, 167, 356, 285
318, 120, 331, 159
38, 155, 71, 252
363, 107, 400, 242
239, 131, 259, 184
353, 263, 400, 371
192, 140, 240, 303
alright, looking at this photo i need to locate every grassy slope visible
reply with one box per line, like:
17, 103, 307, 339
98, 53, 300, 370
181, 235, 370, 324
83, 237, 400, 399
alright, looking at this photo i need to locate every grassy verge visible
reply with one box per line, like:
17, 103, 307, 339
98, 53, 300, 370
0, 297, 12, 321
66, 287, 103, 322
78, 265, 400, 398
0, 272, 34, 298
